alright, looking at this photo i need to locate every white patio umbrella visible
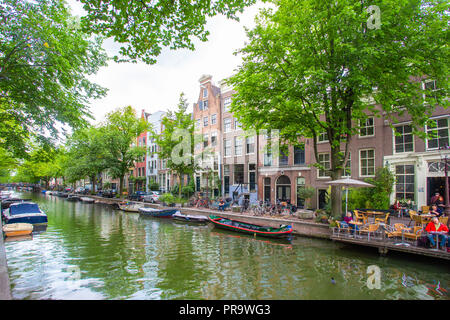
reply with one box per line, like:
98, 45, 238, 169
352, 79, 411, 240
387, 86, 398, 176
325, 177, 375, 215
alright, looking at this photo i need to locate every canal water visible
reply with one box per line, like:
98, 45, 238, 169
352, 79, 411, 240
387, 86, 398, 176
3, 192, 449, 300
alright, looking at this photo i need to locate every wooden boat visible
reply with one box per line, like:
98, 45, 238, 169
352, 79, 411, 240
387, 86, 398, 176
80, 197, 95, 203
138, 207, 178, 218
208, 215, 293, 238
173, 212, 209, 223
118, 202, 144, 212
2, 223, 33, 237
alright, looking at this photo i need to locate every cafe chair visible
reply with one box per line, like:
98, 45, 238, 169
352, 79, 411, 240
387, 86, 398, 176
403, 226, 424, 243
359, 223, 379, 240
438, 216, 448, 225
353, 210, 367, 224
421, 206, 429, 214
385, 223, 409, 239
375, 212, 390, 225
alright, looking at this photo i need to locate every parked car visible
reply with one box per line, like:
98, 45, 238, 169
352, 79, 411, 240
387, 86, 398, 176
128, 191, 149, 201
102, 189, 117, 198
143, 191, 160, 203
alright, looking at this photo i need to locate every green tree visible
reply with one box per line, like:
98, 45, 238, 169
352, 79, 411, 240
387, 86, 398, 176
152, 93, 197, 199
0, 0, 108, 158
65, 127, 107, 193
101, 106, 151, 197
79, 0, 256, 64
227, 0, 448, 218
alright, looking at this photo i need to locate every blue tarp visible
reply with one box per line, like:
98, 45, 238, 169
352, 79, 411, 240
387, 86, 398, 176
9, 203, 41, 215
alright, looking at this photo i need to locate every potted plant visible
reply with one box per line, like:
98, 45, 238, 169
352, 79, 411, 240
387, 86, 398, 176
160, 193, 175, 207
297, 186, 315, 209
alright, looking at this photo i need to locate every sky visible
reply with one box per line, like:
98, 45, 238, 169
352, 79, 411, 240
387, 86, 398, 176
67, 0, 269, 125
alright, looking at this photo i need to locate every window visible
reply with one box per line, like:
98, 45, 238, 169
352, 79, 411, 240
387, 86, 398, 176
360, 149, 375, 177
318, 153, 330, 178
394, 124, 414, 153
359, 117, 375, 137
203, 88, 208, 98
424, 80, 439, 101
224, 118, 231, 132
426, 117, 449, 150
211, 132, 217, 147
234, 119, 241, 130
224, 139, 231, 156
249, 164, 256, 191
395, 165, 415, 202
211, 114, 217, 125
234, 137, 242, 156
203, 100, 208, 110
342, 153, 351, 177
223, 97, 231, 112
203, 133, 208, 148
195, 119, 201, 128
279, 150, 289, 166
294, 145, 305, 165
246, 136, 255, 154
264, 147, 272, 166
224, 165, 230, 176
234, 164, 244, 184
203, 116, 208, 127
318, 131, 328, 143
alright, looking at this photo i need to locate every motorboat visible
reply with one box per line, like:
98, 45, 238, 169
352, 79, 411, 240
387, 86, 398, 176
2, 202, 48, 226
138, 207, 178, 218
118, 201, 144, 212
80, 197, 95, 203
2, 223, 33, 237
173, 212, 209, 223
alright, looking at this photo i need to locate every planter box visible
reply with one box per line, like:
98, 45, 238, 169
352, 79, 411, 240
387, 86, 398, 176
298, 211, 314, 219
231, 206, 241, 213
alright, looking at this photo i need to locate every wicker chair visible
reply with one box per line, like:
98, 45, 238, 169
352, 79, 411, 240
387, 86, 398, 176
439, 216, 448, 225
353, 210, 367, 224
359, 223, 380, 240
403, 226, 424, 243
385, 223, 409, 238
335, 221, 352, 236
375, 212, 390, 225
421, 206, 429, 214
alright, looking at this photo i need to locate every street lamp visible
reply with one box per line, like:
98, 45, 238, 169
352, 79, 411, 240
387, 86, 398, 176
438, 145, 450, 227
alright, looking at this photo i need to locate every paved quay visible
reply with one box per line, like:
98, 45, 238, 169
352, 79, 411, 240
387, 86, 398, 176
0, 228, 12, 300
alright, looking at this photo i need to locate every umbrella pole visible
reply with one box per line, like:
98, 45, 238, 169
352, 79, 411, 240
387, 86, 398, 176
345, 187, 348, 215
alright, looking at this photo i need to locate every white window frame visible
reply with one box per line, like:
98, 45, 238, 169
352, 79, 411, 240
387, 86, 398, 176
317, 153, 331, 178
359, 148, 375, 177
234, 136, 242, 156
317, 132, 328, 144
211, 114, 217, 125
393, 123, 414, 154
425, 116, 449, 151
246, 136, 255, 154
223, 97, 231, 113
224, 118, 231, 133
359, 117, 375, 138
203, 116, 208, 127
224, 138, 231, 157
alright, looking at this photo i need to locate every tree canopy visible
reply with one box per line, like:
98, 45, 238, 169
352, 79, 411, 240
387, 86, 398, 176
227, 0, 449, 217
79, 0, 257, 64
0, 0, 108, 158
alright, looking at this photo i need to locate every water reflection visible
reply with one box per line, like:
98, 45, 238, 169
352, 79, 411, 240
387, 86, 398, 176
3, 192, 449, 300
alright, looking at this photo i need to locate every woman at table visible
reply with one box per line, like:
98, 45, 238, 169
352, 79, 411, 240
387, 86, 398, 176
343, 211, 359, 234
425, 217, 449, 250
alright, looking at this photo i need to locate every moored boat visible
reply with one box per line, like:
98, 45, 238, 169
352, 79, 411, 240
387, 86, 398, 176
2, 223, 33, 237
173, 212, 209, 223
80, 197, 95, 203
66, 194, 80, 201
208, 215, 293, 238
2, 202, 48, 226
118, 202, 144, 212
138, 207, 178, 218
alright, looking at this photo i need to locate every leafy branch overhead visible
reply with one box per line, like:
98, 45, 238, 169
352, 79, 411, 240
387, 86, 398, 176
79, 0, 257, 64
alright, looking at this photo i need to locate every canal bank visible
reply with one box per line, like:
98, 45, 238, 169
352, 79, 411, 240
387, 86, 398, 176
0, 229, 12, 300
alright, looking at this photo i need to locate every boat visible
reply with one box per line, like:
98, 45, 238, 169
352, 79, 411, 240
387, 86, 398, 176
208, 215, 293, 238
2, 202, 48, 226
173, 212, 209, 223
138, 207, 178, 218
2, 223, 33, 237
66, 194, 80, 201
80, 197, 95, 203
118, 201, 144, 212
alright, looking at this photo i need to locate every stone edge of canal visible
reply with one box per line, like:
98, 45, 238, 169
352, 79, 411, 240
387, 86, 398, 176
0, 227, 12, 300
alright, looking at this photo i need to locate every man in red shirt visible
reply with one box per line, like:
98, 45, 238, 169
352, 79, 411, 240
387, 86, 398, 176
425, 217, 449, 249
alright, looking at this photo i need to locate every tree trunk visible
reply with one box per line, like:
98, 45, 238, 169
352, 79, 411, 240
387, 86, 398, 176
119, 176, 124, 199
178, 174, 182, 200
330, 145, 343, 219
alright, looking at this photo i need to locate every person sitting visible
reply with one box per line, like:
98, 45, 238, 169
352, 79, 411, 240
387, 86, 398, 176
425, 217, 449, 250
218, 198, 225, 212
343, 211, 359, 234
429, 204, 444, 218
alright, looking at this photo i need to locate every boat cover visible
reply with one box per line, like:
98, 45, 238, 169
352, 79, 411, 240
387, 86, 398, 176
9, 203, 41, 215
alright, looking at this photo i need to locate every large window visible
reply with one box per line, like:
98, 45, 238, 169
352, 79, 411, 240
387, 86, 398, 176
223, 97, 231, 112
211, 132, 217, 147
343, 152, 351, 177
224, 118, 232, 132
264, 147, 272, 166
234, 164, 244, 184
234, 137, 242, 156
246, 136, 255, 154
359, 117, 375, 137
426, 117, 449, 150
203, 116, 208, 127
395, 164, 415, 201
211, 114, 217, 125
294, 145, 305, 165
318, 132, 328, 143
394, 124, 414, 153
318, 153, 330, 178
360, 149, 375, 177
224, 138, 231, 156
249, 164, 256, 191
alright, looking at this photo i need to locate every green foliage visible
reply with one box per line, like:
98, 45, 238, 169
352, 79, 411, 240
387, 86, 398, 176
149, 181, 160, 191
0, 0, 108, 158
346, 167, 395, 211
297, 186, 315, 200
159, 193, 175, 205
79, 0, 256, 64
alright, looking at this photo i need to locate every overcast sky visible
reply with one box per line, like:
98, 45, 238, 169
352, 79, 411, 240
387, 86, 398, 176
68, 1, 267, 125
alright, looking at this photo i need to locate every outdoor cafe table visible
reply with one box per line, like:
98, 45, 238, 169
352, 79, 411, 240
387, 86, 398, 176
418, 214, 435, 226
362, 211, 386, 223
348, 221, 363, 238
428, 231, 448, 250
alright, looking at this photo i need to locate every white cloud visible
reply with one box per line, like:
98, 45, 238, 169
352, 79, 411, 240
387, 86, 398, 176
67, 1, 268, 124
